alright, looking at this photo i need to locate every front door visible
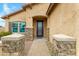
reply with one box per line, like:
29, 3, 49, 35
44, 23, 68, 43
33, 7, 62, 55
37, 20, 43, 37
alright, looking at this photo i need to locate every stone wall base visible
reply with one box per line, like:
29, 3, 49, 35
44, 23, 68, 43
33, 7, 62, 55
46, 39, 76, 56
25, 28, 33, 41
53, 40, 76, 56
2, 38, 25, 56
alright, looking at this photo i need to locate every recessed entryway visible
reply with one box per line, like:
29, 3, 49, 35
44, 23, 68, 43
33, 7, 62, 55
33, 16, 47, 38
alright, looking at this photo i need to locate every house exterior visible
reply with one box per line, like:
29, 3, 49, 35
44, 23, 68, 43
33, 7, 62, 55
1, 3, 79, 55
2, 3, 50, 40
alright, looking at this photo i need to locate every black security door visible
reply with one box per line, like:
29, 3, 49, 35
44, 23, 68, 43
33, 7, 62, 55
37, 20, 43, 37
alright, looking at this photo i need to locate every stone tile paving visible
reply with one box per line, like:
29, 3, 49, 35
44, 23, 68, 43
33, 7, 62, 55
27, 38, 50, 56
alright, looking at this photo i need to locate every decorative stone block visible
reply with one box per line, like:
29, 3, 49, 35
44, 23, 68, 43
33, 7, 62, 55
1, 33, 25, 56
25, 28, 33, 40
52, 34, 76, 56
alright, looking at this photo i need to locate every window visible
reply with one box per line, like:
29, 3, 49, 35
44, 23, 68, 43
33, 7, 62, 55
20, 22, 26, 32
12, 21, 26, 32
12, 22, 18, 32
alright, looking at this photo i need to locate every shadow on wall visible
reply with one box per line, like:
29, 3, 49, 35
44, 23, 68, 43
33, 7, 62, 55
48, 3, 59, 16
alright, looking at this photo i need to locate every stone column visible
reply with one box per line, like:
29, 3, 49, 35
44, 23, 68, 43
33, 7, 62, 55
1, 33, 25, 56
26, 17, 33, 40
52, 34, 76, 56
25, 28, 33, 41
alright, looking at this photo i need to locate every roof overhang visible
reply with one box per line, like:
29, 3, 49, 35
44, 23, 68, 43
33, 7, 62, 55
46, 3, 54, 15
1, 9, 24, 19
1, 3, 37, 19
1, 3, 53, 19
46, 3, 59, 16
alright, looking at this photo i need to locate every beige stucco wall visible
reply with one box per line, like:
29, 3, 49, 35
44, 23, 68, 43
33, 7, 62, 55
47, 4, 78, 55
74, 4, 79, 56
5, 3, 50, 30
4, 11, 26, 32
4, 3, 49, 36
25, 3, 49, 28
9, 11, 26, 22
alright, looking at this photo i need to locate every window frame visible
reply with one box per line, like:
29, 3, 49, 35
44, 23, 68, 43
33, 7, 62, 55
11, 21, 26, 33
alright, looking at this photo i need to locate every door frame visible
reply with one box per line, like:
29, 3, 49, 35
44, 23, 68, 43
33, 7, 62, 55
33, 16, 47, 38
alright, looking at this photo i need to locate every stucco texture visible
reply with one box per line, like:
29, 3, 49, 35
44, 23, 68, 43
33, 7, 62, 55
47, 4, 79, 55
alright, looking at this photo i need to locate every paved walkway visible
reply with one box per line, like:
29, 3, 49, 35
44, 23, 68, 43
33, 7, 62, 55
24, 40, 33, 55
27, 38, 50, 56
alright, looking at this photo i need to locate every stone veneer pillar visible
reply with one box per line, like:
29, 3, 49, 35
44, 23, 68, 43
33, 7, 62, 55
1, 33, 25, 56
25, 28, 33, 40
47, 34, 76, 56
